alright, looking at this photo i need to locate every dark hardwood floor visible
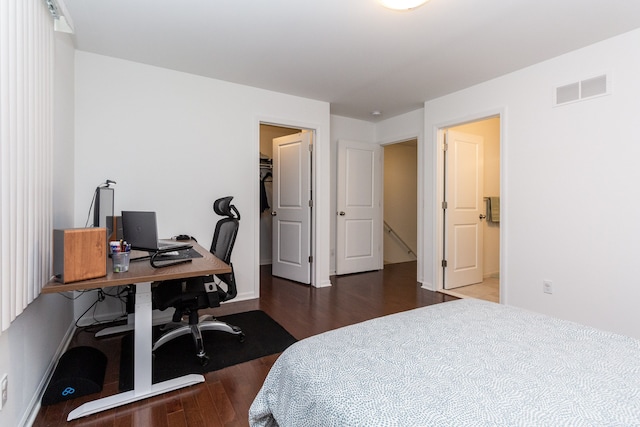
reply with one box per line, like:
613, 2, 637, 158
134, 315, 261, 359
34, 262, 457, 426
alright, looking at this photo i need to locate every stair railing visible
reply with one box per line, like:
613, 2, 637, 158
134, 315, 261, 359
383, 221, 417, 258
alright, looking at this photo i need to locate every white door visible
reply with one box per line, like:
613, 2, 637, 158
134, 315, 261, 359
444, 130, 484, 289
336, 140, 382, 275
271, 131, 311, 284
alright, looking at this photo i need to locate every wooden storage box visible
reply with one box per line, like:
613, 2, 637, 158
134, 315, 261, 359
53, 228, 107, 283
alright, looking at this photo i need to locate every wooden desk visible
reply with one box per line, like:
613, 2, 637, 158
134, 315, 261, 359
42, 242, 231, 421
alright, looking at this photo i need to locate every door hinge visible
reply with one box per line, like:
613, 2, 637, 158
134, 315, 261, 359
308, 255, 313, 263
443, 142, 448, 152
441, 260, 448, 268
309, 200, 313, 208
442, 201, 448, 209
309, 144, 313, 152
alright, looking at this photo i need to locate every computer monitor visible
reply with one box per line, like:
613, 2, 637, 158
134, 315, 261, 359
93, 187, 114, 228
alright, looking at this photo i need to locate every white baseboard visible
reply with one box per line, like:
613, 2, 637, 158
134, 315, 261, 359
420, 280, 435, 291
229, 291, 259, 302
313, 279, 332, 288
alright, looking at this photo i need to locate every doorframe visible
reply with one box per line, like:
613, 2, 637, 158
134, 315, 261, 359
255, 117, 325, 290
378, 132, 423, 283
433, 109, 505, 302
380, 137, 419, 267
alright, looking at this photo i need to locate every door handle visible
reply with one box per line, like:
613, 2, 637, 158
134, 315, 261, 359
271, 211, 277, 216
338, 211, 346, 216
479, 214, 487, 219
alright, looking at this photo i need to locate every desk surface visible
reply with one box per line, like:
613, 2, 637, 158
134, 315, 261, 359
42, 241, 231, 293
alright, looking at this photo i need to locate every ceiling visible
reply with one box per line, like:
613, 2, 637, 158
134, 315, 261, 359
61, 0, 640, 122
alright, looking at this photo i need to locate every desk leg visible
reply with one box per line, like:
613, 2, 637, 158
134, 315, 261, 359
67, 282, 204, 421
134, 282, 153, 392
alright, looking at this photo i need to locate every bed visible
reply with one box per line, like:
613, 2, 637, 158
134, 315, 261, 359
249, 299, 640, 426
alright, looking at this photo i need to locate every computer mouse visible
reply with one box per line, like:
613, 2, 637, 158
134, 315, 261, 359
175, 234, 191, 241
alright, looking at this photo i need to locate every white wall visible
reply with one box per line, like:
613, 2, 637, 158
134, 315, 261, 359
0, 32, 76, 427
73, 52, 331, 320
425, 28, 640, 339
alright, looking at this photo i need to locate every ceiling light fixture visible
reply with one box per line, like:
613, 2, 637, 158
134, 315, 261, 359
378, 0, 429, 11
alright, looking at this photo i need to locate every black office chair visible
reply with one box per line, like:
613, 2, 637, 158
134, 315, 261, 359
152, 196, 244, 365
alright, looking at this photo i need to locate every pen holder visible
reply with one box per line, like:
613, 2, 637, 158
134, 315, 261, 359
110, 241, 131, 273
112, 251, 130, 273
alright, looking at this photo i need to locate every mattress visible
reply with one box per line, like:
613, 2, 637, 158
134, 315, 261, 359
249, 298, 640, 426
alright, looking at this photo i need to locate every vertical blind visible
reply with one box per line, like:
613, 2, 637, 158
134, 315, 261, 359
0, 0, 54, 331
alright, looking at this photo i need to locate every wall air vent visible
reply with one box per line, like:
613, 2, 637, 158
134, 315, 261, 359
556, 82, 580, 104
554, 73, 610, 107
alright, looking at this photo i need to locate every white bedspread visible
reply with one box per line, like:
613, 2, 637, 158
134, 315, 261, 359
249, 299, 640, 426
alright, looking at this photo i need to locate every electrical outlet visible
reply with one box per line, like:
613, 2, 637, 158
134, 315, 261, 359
0, 374, 7, 410
543, 280, 553, 294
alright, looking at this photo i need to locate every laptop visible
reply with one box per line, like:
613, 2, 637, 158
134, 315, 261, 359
121, 211, 192, 252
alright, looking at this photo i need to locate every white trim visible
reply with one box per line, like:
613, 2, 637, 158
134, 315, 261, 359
431, 108, 507, 303
379, 135, 421, 274
255, 115, 330, 288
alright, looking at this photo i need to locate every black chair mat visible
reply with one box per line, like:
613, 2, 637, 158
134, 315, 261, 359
119, 310, 297, 391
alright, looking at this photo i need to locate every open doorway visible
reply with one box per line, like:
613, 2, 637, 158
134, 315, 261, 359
334, 138, 419, 276
438, 116, 501, 303
259, 124, 314, 284
383, 140, 418, 265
